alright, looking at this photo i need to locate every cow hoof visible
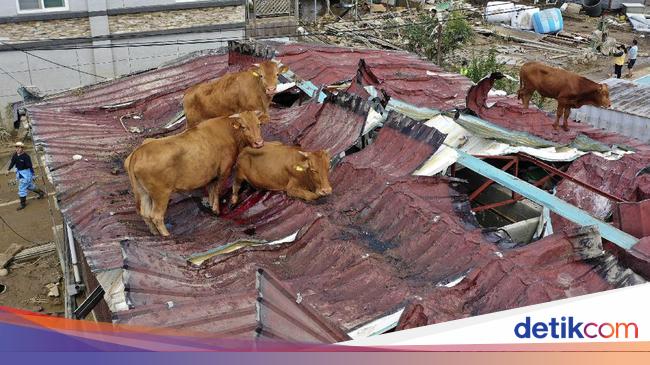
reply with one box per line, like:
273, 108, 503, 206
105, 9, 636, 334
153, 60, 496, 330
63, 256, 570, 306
562, 126, 570, 132
552, 125, 559, 131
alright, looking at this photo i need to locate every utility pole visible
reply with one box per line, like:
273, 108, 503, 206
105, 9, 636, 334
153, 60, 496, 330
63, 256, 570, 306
436, 22, 443, 66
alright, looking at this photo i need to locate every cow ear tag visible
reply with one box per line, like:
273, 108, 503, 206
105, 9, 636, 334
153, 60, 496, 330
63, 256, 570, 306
294, 165, 305, 172
251, 71, 262, 78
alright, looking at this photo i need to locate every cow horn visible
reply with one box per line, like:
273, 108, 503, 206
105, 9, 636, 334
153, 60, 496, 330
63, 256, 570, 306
252, 63, 260, 67
229, 113, 241, 119
298, 151, 309, 157
271, 59, 280, 64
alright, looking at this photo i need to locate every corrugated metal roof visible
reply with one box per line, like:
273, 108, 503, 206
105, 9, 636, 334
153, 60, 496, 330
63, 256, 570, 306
25, 42, 647, 339
606, 78, 650, 118
467, 82, 650, 236
255, 268, 351, 343
569, 78, 650, 144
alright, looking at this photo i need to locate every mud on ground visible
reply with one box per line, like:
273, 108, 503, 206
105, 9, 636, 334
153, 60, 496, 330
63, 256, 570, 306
0, 140, 64, 315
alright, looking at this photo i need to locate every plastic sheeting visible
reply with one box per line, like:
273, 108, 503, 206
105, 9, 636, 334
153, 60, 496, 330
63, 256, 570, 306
628, 14, 650, 33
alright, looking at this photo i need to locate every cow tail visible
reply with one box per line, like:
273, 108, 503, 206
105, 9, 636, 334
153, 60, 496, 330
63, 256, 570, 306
125, 152, 145, 214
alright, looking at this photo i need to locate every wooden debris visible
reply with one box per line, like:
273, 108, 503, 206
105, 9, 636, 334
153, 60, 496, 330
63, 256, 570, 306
0, 243, 23, 269
11, 242, 55, 265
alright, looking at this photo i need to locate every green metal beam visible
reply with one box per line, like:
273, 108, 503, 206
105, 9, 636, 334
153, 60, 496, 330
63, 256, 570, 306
455, 150, 638, 249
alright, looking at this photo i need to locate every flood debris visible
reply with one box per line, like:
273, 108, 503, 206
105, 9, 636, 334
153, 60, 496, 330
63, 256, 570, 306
0, 243, 23, 273
46, 283, 60, 298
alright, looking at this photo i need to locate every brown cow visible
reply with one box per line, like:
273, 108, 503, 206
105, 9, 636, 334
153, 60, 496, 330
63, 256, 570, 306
124, 111, 265, 236
230, 142, 333, 205
517, 62, 611, 131
183, 60, 289, 129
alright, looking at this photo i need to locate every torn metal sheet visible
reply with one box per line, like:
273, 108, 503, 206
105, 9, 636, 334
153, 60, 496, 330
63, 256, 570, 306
256, 268, 351, 343
455, 150, 639, 249
189, 231, 300, 266
347, 308, 405, 340
413, 115, 619, 177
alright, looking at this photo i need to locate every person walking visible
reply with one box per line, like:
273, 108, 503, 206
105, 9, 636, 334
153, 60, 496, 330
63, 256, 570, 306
611, 44, 626, 79
5, 142, 45, 210
627, 39, 638, 78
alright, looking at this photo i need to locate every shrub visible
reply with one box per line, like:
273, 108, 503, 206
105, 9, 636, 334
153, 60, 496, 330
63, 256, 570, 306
401, 10, 474, 64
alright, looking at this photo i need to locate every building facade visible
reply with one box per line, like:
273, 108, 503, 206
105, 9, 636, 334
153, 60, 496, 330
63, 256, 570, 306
0, 0, 249, 129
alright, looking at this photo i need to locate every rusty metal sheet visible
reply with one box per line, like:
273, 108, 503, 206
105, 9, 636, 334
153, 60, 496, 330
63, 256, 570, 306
25, 42, 646, 339
255, 268, 351, 343
613, 199, 650, 239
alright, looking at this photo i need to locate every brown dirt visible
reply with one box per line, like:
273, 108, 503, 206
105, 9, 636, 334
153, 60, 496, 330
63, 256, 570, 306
0, 141, 64, 316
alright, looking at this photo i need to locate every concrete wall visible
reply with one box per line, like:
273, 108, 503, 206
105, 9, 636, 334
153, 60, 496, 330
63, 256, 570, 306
0, 27, 243, 129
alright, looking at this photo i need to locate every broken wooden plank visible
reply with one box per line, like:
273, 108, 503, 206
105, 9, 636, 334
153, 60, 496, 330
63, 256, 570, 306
0, 243, 23, 268
11, 242, 56, 264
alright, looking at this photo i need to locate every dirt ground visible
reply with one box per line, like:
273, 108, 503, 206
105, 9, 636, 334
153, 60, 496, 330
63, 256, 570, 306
0, 140, 64, 316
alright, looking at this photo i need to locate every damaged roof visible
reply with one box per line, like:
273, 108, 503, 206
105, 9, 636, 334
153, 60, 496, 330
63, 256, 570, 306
26, 42, 646, 340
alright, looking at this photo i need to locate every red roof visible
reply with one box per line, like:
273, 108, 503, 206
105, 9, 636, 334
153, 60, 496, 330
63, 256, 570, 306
26, 43, 645, 339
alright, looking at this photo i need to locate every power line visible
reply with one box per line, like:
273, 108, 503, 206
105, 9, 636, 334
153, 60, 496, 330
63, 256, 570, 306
0, 213, 43, 244
0, 40, 107, 79
0, 64, 25, 87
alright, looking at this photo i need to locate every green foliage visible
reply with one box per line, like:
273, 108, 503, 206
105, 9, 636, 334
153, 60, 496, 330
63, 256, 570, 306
464, 49, 546, 109
401, 11, 474, 64
443, 11, 474, 55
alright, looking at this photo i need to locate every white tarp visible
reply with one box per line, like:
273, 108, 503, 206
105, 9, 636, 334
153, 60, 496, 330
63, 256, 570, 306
628, 14, 650, 32
413, 115, 630, 177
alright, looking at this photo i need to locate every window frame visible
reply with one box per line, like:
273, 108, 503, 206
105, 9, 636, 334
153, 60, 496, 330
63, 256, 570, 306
16, 0, 69, 14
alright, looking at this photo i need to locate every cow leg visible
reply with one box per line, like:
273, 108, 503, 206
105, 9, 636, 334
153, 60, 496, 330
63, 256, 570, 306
209, 166, 232, 215
140, 193, 159, 235
230, 170, 244, 206
134, 178, 159, 235
207, 180, 220, 213
150, 190, 171, 236
562, 107, 571, 131
554, 105, 563, 131
287, 180, 320, 201
521, 91, 532, 109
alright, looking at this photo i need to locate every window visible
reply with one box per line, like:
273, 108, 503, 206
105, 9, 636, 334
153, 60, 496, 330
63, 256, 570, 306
17, 0, 68, 13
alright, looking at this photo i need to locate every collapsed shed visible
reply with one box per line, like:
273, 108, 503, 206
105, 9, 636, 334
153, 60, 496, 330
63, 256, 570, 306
24, 42, 650, 343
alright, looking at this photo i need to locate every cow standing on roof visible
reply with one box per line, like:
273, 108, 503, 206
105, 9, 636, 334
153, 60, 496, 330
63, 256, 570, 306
182, 60, 289, 129
517, 62, 611, 131
124, 111, 265, 236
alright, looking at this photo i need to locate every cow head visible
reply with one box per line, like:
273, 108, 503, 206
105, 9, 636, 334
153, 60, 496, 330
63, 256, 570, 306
597, 84, 611, 109
230, 111, 264, 148
295, 150, 333, 197
251, 60, 289, 96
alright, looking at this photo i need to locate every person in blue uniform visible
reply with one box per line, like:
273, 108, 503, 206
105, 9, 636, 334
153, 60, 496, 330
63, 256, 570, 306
5, 142, 45, 210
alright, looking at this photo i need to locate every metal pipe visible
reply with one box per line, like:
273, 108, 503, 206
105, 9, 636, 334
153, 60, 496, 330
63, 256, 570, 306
66, 223, 82, 284
517, 153, 628, 203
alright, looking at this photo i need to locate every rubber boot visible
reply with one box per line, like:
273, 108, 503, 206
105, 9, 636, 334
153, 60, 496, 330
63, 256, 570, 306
16, 197, 26, 211
33, 188, 45, 199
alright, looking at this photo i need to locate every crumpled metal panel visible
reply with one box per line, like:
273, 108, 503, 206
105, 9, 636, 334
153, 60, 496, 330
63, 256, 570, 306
255, 268, 351, 343
464, 76, 650, 238
355, 58, 473, 110
613, 199, 650, 239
